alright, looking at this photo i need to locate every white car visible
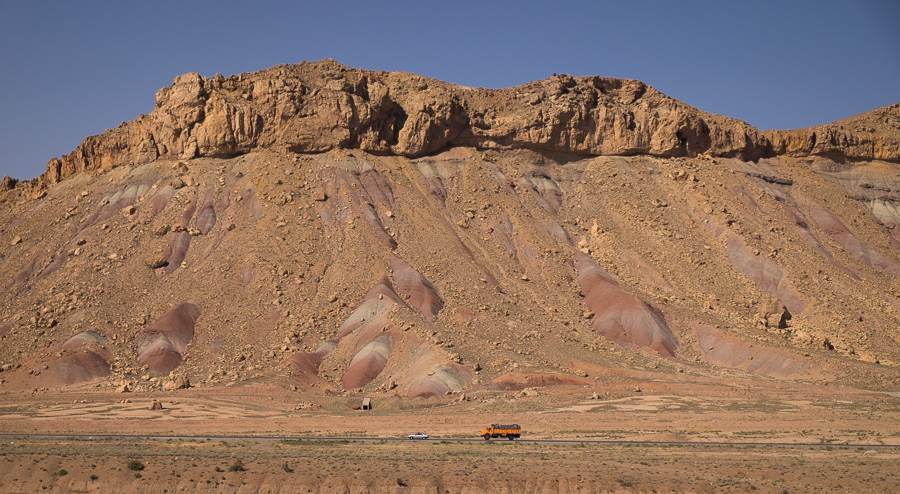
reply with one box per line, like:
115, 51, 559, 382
407, 432, 429, 440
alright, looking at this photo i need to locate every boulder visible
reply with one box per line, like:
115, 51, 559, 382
163, 375, 190, 390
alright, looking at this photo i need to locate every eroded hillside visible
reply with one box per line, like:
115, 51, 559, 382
1, 61, 899, 396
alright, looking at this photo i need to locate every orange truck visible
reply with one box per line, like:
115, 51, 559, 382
480, 424, 521, 440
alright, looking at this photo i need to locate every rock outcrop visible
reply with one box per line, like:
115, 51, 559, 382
764, 104, 900, 162
20, 60, 899, 192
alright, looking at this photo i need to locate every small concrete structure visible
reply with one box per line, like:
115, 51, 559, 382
361, 397, 371, 410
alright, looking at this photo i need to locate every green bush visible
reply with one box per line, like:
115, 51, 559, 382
127, 459, 145, 471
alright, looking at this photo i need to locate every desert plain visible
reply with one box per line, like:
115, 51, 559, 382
1, 372, 898, 492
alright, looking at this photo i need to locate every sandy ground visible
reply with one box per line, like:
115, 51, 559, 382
1, 438, 897, 493
1, 378, 898, 492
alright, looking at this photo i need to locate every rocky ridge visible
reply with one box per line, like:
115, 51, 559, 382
8, 59, 897, 194
765, 104, 900, 162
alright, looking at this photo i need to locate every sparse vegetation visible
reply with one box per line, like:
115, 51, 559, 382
127, 459, 145, 471
0, 432, 894, 491
229, 458, 245, 472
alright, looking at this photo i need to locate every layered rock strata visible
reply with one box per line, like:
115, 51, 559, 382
22, 60, 899, 192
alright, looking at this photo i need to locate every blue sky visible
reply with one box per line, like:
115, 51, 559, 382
1, 0, 897, 180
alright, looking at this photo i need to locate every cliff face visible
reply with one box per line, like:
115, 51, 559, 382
32, 60, 779, 188
763, 104, 900, 162
29, 60, 900, 190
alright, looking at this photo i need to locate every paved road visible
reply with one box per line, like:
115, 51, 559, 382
0, 433, 896, 449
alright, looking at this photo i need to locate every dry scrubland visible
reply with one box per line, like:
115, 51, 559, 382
1, 381, 899, 493
2, 437, 897, 493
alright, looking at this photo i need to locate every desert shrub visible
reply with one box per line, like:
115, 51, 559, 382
282, 462, 293, 473
228, 458, 245, 472
54, 469, 68, 477
127, 459, 145, 471
616, 478, 633, 488
89, 474, 98, 481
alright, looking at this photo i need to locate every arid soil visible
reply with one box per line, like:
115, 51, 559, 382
3, 438, 897, 493
2, 60, 900, 492
0, 380, 898, 493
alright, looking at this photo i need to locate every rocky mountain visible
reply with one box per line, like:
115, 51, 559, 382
1, 60, 899, 396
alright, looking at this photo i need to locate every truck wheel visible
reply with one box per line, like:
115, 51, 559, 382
508, 436, 515, 440
483, 434, 491, 440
